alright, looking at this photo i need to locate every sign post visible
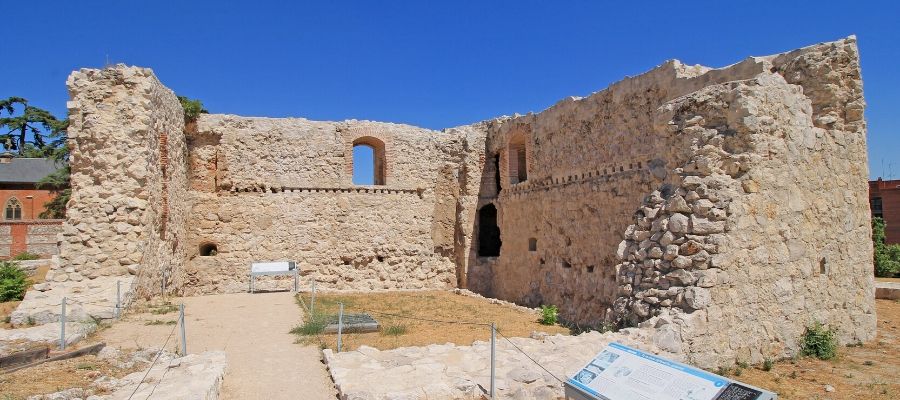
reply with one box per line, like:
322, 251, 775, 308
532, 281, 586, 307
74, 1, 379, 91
564, 343, 777, 400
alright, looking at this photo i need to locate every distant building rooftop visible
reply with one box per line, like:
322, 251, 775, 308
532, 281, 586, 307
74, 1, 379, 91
0, 154, 63, 184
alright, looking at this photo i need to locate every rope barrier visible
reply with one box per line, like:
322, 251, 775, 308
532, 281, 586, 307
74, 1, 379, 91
357, 309, 492, 327
126, 322, 178, 400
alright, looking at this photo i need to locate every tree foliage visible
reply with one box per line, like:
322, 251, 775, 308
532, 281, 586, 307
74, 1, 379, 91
0, 97, 70, 218
873, 217, 900, 277
0, 97, 67, 156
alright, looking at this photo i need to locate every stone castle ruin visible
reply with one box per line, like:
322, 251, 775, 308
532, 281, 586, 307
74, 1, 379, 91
51, 36, 875, 367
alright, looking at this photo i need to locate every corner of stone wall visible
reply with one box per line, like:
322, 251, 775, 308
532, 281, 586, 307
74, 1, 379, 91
611, 38, 874, 368
58, 64, 188, 299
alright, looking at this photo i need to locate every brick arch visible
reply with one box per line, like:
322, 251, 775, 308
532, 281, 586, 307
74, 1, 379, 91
343, 126, 394, 186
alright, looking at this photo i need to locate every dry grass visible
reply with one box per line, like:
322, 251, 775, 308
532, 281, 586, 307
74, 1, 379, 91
734, 299, 900, 399
293, 290, 569, 351
0, 354, 142, 400
876, 277, 900, 283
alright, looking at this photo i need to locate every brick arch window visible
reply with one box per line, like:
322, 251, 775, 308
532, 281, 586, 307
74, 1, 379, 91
352, 136, 386, 185
508, 133, 528, 184
4, 197, 22, 220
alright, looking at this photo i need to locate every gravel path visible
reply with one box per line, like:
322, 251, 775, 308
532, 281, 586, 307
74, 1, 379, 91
99, 292, 337, 400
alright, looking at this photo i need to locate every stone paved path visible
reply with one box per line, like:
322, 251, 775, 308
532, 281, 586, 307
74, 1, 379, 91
100, 292, 336, 400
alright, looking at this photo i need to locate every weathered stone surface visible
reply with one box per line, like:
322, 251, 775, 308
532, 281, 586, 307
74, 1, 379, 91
324, 330, 674, 400
57, 37, 875, 370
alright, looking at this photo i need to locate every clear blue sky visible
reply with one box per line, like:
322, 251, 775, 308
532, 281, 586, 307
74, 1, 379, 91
2, 1, 898, 180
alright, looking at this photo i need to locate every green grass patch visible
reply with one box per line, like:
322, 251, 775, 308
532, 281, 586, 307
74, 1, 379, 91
382, 324, 408, 336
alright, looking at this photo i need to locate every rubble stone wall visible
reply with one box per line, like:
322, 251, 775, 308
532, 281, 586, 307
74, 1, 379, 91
181, 115, 460, 294
58, 66, 188, 298
57, 37, 875, 367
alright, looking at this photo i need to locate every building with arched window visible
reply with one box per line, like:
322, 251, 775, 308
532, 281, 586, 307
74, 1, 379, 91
0, 155, 65, 258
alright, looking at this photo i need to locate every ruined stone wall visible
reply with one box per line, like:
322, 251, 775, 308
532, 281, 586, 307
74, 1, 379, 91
181, 115, 460, 294
462, 37, 875, 366
609, 37, 875, 367
57, 66, 188, 297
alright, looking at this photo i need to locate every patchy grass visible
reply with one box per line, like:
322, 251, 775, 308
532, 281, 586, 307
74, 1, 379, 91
144, 319, 177, 326
149, 303, 179, 315
738, 299, 900, 399
382, 324, 408, 336
0, 354, 142, 399
291, 290, 569, 351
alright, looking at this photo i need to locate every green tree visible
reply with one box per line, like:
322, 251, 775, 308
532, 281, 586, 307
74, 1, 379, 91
873, 217, 900, 277
0, 97, 67, 156
0, 97, 69, 218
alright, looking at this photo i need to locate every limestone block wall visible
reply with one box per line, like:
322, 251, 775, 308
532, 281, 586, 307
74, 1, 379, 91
610, 37, 875, 367
58, 66, 189, 297
461, 37, 874, 366
181, 116, 460, 293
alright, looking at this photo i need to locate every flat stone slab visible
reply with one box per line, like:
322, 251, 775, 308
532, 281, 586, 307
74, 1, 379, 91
105, 351, 227, 400
0, 322, 95, 356
324, 313, 380, 334
323, 328, 674, 400
876, 281, 900, 300
10, 276, 135, 327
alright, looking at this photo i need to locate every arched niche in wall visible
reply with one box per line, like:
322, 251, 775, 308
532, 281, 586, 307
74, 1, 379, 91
508, 133, 528, 184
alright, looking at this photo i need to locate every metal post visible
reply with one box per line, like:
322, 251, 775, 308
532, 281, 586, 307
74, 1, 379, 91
310, 280, 316, 315
161, 271, 166, 297
337, 302, 344, 353
490, 322, 496, 400
115, 280, 121, 319
59, 297, 67, 351
179, 303, 187, 356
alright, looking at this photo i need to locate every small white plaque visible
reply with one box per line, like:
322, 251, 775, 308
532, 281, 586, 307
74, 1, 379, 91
251, 261, 293, 273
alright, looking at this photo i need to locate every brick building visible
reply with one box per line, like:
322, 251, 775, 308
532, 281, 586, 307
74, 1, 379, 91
0, 154, 64, 258
871, 178, 900, 245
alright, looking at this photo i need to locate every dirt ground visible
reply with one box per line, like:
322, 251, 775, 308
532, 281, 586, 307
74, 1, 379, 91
97, 292, 337, 400
738, 299, 900, 399
0, 354, 141, 400
295, 290, 570, 351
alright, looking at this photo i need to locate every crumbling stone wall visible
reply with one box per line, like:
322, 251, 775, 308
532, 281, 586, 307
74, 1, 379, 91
612, 37, 875, 367
57, 66, 189, 298
181, 115, 459, 294
58, 37, 874, 367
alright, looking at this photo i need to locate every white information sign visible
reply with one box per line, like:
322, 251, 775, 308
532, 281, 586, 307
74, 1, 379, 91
251, 261, 294, 273
567, 343, 773, 400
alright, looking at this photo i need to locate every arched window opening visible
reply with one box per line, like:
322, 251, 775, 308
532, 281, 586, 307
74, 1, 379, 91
199, 243, 218, 257
477, 204, 501, 257
508, 134, 528, 184
352, 136, 386, 185
4, 198, 22, 220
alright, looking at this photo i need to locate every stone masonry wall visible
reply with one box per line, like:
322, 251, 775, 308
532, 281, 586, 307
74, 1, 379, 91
181, 115, 459, 294
57, 66, 188, 298
610, 37, 875, 367
55, 37, 874, 368
459, 37, 874, 366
